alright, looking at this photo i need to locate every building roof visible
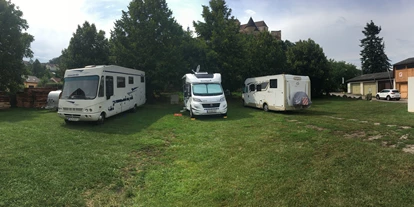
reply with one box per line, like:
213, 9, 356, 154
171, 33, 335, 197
393, 57, 414, 66
239, 17, 261, 31
25, 75, 40, 83
347, 71, 394, 83
50, 77, 61, 83
255, 21, 267, 28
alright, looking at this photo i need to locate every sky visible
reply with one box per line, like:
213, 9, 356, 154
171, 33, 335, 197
10, 0, 414, 69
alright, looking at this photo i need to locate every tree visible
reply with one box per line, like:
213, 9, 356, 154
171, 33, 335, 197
328, 59, 361, 92
360, 20, 391, 74
60, 21, 109, 70
110, 0, 186, 93
31, 59, 46, 78
286, 39, 330, 96
193, 0, 245, 91
0, 0, 34, 92
242, 32, 286, 79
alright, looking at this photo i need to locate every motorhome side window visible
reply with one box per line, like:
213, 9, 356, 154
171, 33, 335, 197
106, 76, 114, 97
256, 84, 262, 91
270, 79, 277, 88
98, 76, 104, 97
141, 76, 145, 83
129, 76, 134, 84
249, 84, 256, 92
117, 77, 125, 88
261, 82, 268, 90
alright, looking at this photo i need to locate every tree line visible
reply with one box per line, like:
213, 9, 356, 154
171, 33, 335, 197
0, 0, 391, 97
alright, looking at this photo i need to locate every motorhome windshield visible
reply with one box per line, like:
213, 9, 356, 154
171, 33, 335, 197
193, 83, 223, 96
61, 76, 99, 99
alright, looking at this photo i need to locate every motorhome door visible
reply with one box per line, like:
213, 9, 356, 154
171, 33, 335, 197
269, 78, 284, 107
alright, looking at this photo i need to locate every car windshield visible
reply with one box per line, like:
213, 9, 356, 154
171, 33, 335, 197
61, 76, 99, 99
193, 83, 223, 96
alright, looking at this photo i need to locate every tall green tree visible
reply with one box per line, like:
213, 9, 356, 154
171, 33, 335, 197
242, 32, 286, 79
360, 20, 391, 74
328, 59, 361, 92
193, 0, 245, 91
110, 0, 186, 92
60, 21, 109, 70
31, 59, 45, 78
0, 0, 34, 92
286, 39, 330, 96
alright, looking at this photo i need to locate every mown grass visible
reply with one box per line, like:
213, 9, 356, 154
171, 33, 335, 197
0, 97, 414, 206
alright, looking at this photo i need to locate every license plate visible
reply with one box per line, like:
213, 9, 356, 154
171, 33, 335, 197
67, 118, 80, 121
206, 110, 217, 113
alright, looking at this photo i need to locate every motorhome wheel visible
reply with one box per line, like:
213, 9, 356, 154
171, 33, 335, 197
97, 113, 105, 124
131, 104, 138, 113
189, 107, 194, 118
263, 103, 269, 112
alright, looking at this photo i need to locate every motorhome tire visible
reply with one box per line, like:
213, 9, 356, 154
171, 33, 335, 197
131, 104, 138, 113
190, 108, 194, 118
64, 119, 71, 124
97, 113, 105, 125
263, 104, 269, 112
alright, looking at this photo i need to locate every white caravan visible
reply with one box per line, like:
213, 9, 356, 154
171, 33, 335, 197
58, 65, 145, 124
182, 67, 227, 118
242, 74, 311, 111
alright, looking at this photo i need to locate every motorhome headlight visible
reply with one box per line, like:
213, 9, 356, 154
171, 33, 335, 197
193, 98, 202, 102
84, 108, 93, 112
219, 97, 226, 102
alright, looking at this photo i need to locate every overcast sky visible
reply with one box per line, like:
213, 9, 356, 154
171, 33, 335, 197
11, 0, 414, 69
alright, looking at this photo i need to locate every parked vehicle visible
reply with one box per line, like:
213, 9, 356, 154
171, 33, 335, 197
376, 89, 401, 101
242, 74, 311, 111
45, 90, 62, 110
58, 65, 145, 124
182, 66, 227, 118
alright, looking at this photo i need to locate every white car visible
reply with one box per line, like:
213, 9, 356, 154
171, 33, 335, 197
376, 89, 401, 101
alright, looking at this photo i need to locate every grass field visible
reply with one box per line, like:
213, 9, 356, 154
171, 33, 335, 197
1, 97, 414, 206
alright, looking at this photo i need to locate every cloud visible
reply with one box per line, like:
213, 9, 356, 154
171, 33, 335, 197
245, 9, 256, 16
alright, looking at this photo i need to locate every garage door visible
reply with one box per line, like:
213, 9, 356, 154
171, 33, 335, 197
400, 83, 408, 98
351, 83, 360, 94
363, 83, 376, 95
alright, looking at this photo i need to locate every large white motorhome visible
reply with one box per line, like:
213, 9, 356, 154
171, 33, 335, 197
182, 67, 227, 118
58, 65, 145, 124
242, 74, 311, 111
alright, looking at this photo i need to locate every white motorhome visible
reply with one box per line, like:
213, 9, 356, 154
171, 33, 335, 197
58, 65, 145, 124
182, 68, 227, 118
242, 74, 311, 111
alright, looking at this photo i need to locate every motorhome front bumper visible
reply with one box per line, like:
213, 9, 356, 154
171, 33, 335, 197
191, 102, 227, 115
58, 112, 101, 121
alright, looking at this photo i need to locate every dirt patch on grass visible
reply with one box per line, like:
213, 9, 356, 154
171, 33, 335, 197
306, 125, 326, 131
287, 119, 298, 122
367, 135, 383, 141
400, 134, 409, 140
400, 126, 412, 129
402, 145, 414, 154
374, 123, 381, 126
344, 131, 366, 139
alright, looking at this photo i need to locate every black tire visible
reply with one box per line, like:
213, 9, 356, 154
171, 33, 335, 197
386, 96, 391, 101
189, 106, 194, 118
64, 119, 71, 124
376, 95, 380, 100
263, 103, 269, 112
97, 113, 105, 125
131, 104, 138, 113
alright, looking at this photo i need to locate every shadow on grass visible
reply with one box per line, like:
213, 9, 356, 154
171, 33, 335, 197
0, 108, 52, 123
60, 104, 173, 135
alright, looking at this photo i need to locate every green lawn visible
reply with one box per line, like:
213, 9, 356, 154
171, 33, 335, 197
1, 97, 414, 206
